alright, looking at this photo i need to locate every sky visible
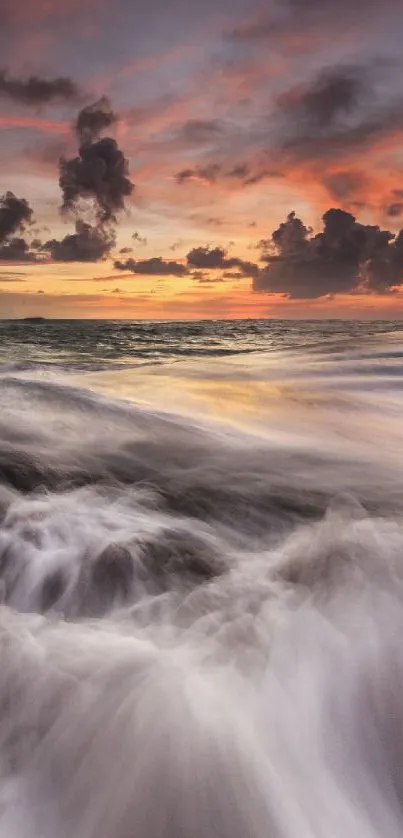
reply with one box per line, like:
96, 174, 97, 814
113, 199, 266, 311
1, 0, 403, 319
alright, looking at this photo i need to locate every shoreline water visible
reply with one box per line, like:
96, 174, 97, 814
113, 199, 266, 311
1, 320, 403, 836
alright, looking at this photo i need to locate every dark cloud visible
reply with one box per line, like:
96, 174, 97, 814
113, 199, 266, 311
272, 63, 403, 163
323, 170, 368, 201
186, 246, 258, 276
0, 192, 35, 262
132, 231, 148, 246
385, 191, 403, 218
114, 257, 188, 276
176, 161, 281, 188
253, 208, 403, 298
44, 221, 114, 262
170, 239, 184, 251
119, 246, 133, 254
187, 246, 228, 268
176, 164, 221, 185
386, 203, 403, 218
228, 164, 250, 179
59, 98, 133, 224
0, 70, 80, 106
277, 67, 365, 128
75, 97, 117, 145
176, 168, 195, 184
0, 237, 39, 262
190, 270, 207, 280
0, 192, 33, 244
189, 270, 225, 283
243, 169, 281, 186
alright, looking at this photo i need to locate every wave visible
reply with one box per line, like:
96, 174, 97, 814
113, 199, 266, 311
1, 362, 403, 836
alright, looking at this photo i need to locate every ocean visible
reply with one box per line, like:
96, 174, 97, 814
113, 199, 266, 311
1, 317, 403, 837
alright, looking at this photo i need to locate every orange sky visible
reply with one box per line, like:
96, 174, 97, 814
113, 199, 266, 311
1, 0, 403, 318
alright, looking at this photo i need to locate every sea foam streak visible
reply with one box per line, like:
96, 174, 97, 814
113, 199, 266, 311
1, 337, 403, 837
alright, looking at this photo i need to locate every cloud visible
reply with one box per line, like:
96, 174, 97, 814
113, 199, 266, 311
253, 208, 403, 298
0, 238, 39, 262
175, 161, 282, 188
176, 164, 221, 185
386, 203, 403, 218
186, 246, 258, 276
178, 119, 224, 145
114, 257, 188, 276
132, 231, 147, 246
385, 190, 403, 218
44, 221, 114, 262
272, 62, 403, 163
228, 0, 391, 43
170, 239, 183, 251
323, 170, 369, 202
59, 98, 133, 224
0, 192, 37, 262
75, 97, 117, 146
277, 66, 366, 130
0, 70, 81, 106
0, 192, 33, 244
189, 270, 226, 283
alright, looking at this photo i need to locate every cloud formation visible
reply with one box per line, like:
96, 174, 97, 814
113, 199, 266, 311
186, 246, 258, 276
0, 192, 37, 262
59, 98, 133, 223
0, 238, 38, 262
44, 221, 114, 262
254, 209, 403, 298
0, 192, 33, 244
114, 257, 188, 276
0, 70, 80, 106
176, 164, 221, 185
272, 63, 403, 163
75, 97, 117, 146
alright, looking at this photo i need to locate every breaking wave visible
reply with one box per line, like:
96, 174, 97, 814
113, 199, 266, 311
1, 324, 403, 837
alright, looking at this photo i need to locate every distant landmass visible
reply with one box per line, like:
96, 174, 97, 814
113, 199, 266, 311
22, 317, 47, 323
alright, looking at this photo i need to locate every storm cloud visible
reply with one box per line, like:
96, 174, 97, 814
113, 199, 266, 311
254, 208, 403, 298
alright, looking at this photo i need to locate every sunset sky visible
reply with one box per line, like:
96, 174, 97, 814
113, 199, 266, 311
1, 0, 403, 319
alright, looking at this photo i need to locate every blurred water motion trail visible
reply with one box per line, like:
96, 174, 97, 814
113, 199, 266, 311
0, 319, 403, 836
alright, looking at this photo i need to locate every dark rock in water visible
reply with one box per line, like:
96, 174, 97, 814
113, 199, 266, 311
90, 544, 134, 613
41, 569, 66, 611
141, 529, 224, 587
0, 450, 50, 493
0, 487, 14, 521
